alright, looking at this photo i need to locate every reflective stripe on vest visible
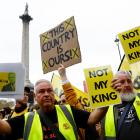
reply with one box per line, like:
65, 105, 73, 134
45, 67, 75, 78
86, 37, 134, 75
55, 105, 76, 140
105, 96, 140, 140
105, 105, 116, 138
24, 105, 76, 140
133, 96, 140, 121
24, 111, 43, 140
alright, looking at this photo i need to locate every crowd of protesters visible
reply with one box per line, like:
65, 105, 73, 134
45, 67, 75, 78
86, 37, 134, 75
0, 64, 139, 140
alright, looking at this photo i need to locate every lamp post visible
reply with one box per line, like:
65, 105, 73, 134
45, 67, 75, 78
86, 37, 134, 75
114, 37, 121, 61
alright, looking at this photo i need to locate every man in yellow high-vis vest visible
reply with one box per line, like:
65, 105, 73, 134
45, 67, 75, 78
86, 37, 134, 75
103, 71, 140, 140
0, 79, 108, 140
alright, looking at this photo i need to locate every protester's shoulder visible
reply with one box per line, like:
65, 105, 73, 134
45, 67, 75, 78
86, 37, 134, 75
7, 114, 25, 124
70, 105, 90, 115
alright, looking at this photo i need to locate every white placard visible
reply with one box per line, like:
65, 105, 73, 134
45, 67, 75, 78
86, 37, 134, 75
0, 63, 25, 99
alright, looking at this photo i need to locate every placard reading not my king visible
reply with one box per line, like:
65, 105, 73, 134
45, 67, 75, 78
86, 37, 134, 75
84, 65, 121, 108
40, 16, 81, 74
0, 63, 25, 99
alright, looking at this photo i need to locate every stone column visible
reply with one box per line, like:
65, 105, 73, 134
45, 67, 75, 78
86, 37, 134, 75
19, 4, 33, 87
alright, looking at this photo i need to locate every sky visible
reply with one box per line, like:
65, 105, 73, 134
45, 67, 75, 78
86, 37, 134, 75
0, 0, 140, 91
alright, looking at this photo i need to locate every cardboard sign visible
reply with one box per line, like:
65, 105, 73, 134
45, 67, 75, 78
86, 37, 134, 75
40, 16, 81, 74
84, 65, 121, 108
0, 63, 25, 99
118, 26, 140, 64
51, 73, 89, 107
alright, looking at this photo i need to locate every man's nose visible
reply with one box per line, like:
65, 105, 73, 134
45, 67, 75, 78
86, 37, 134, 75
124, 81, 130, 87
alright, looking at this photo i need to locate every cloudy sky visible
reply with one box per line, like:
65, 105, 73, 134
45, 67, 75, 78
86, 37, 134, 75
0, 0, 140, 90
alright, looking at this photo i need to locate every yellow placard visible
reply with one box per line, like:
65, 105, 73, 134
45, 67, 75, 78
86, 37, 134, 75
118, 26, 140, 64
51, 73, 89, 107
51, 73, 64, 97
84, 65, 121, 108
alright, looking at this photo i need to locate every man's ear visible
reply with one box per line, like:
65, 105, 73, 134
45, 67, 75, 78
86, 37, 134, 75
33, 93, 35, 98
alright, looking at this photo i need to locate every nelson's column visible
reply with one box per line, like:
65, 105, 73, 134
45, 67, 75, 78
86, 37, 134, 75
19, 4, 34, 104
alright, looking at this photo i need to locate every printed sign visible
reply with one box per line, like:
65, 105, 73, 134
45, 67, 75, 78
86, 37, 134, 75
0, 72, 16, 92
118, 26, 140, 64
84, 65, 121, 108
40, 16, 81, 74
0, 63, 25, 99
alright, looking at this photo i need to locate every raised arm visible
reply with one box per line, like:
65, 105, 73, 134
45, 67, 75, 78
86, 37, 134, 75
58, 64, 83, 109
88, 106, 108, 126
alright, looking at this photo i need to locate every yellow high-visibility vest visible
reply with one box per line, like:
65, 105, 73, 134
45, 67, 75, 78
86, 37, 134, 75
24, 105, 77, 140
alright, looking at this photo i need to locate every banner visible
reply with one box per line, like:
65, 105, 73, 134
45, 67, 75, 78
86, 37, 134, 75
84, 65, 121, 108
51, 73, 89, 107
40, 16, 81, 74
0, 63, 25, 99
118, 26, 140, 64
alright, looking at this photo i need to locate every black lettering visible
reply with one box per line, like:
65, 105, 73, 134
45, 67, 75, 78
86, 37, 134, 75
59, 24, 65, 33
89, 68, 108, 78
122, 34, 129, 40
57, 45, 63, 54
78, 96, 82, 103
49, 24, 64, 38
95, 81, 103, 90
48, 58, 54, 67
59, 54, 65, 63
94, 80, 107, 90
91, 95, 99, 103
122, 30, 139, 40
99, 94, 102, 102
128, 52, 135, 60
128, 51, 140, 60
65, 50, 71, 61
102, 68, 108, 75
69, 28, 75, 38
110, 92, 117, 100
42, 29, 76, 52
102, 93, 110, 102
96, 70, 103, 76
92, 92, 117, 104
48, 49, 72, 67
82, 98, 89, 107
89, 71, 96, 78
42, 41, 52, 52
53, 38, 59, 48
64, 32, 70, 42
129, 31, 136, 37
129, 39, 140, 49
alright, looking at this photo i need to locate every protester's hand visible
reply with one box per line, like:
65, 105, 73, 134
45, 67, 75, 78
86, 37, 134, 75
58, 64, 67, 81
111, 78, 122, 92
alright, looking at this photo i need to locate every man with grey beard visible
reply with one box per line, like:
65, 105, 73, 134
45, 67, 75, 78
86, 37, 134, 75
102, 71, 140, 140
